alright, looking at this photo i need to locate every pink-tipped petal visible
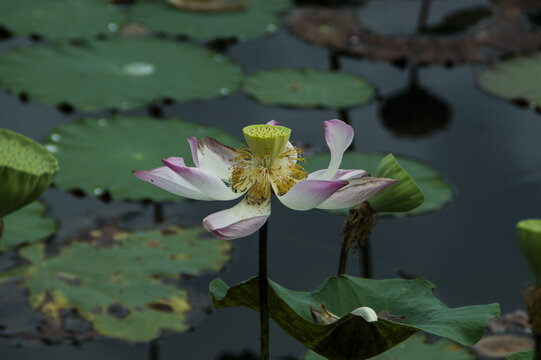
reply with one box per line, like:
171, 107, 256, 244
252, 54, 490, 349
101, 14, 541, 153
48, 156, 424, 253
197, 136, 238, 181
188, 137, 199, 167
308, 169, 368, 181
133, 166, 208, 200
203, 198, 271, 240
162, 157, 241, 201
317, 119, 354, 180
266, 120, 280, 126
274, 179, 347, 211
317, 177, 398, 209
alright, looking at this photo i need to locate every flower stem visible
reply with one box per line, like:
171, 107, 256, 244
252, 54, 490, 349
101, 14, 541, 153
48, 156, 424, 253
359, 235, 373, 279
259, 220, 270, 360
524, 285, 541, 360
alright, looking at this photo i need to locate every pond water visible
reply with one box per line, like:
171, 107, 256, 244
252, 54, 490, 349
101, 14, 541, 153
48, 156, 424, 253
1, 0, 540, 359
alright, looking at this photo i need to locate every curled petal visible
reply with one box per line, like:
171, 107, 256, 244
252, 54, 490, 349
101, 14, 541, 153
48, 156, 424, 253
316, 119, 354, 181
266, 120, 281, 126
133, 166, 209, 200
203, 198, 271, 240
317, 177, 398, 210
162, 157, 241, 201
196, 136, 238, 181
274, 179, 347, 211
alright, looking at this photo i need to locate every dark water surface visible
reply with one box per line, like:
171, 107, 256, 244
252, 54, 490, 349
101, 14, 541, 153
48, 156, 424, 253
1, 0, 540, 358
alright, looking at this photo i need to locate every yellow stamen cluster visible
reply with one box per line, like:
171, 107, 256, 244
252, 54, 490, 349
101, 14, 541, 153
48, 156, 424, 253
230, 144, 307, 205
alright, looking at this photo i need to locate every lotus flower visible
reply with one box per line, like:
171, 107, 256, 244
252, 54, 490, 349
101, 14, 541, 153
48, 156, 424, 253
134, 120, 397, 240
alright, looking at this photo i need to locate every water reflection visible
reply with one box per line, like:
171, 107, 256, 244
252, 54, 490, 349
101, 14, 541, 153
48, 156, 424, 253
379, 67, 451, 138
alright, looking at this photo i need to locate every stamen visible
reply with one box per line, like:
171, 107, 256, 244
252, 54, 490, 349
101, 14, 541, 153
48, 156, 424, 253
230, 144, 308, 205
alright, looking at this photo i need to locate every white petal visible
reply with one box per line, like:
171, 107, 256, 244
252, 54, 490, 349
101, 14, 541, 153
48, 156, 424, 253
133, 166, 210, 200
203, 198, 271, 240
308, 169, 368, 181
196, 137, 238, 181
317, 177, 397, 209
317, 119, 354, 181
188, 137, 199, 167
351, 307, 378, 322
274, 179, 347, 211
162, 157, 242, 201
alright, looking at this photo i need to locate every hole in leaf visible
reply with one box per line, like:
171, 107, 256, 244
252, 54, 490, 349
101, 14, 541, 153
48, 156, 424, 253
147, 303, 173, 313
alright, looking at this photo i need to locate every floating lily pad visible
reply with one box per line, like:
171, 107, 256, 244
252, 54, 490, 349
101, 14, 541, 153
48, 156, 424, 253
0, 129, 58, 218
508, 350, 534, 360
0, 37, 242, 111
303, 334, 474, 360
243, 68, 375, 109
1, 202, 56, 253
304, 152, 451, 216
0, 0, 127, 40
130, 0, 290, 41
210, 276, 499, 360
477, 54, 541, 108
44, 116, 241, 202
0, 224, 232, 342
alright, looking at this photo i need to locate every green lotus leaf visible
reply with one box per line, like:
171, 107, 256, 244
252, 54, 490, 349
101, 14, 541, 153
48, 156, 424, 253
0, 224, 233, 342
0, 37, 242, 111
304, 152, 451, 216
0, 0, 127, 40
44, 116, 241, 201
210, 276, 499, 360
517, 219, 541, 285
0, 129, 58, 218
130, 0, 291, 41
368, 153, 424, 213
1, 202, 56, 252
243, 68, 375, 109
303, 333, 474, 360
508, 350, 534, 360
477, 54, 541, 107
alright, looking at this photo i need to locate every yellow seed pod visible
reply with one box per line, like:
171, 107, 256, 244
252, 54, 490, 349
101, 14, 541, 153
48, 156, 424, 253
242, 124, 291, 162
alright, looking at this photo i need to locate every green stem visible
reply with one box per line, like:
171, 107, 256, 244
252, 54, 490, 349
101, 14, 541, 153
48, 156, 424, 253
259, 220, 270, 360
359, 234, 373, 279
0, 217, 4, 240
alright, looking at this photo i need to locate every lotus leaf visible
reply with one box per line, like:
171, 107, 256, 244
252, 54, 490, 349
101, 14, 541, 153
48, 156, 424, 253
210, 276, 499, 360
0, 37, 242, 111
0, 129, 58, 218
243, 68, 375, 109
508, 350, 534, 360
44, 116, 241, 201
303, 333, 474, 359
304, 152, 451, 216
1, 202, 56, 253
0, 0, 127, 40
0, 224, 232, 342
130, 0, 291, 41
477, 54, 541, 107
